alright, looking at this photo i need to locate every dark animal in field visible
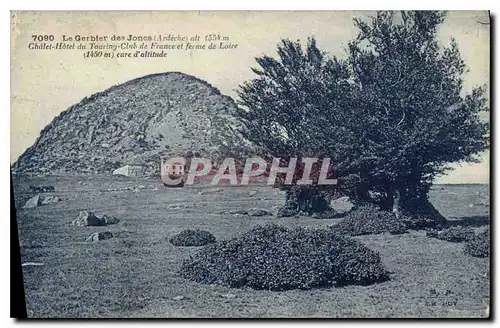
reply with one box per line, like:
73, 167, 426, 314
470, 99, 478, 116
29, 185, 55, 193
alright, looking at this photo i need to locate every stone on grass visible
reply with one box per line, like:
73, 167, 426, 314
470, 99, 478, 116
23, 195, 41, 209
86, 231, 114, 242
72, 211, 103, 226
41, 196, 60, 205
101, 215, 120, 225
72, 211, 120, 226
330, 196, 354, 215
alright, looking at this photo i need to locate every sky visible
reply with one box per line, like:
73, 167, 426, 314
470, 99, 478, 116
10, 11, 490, 183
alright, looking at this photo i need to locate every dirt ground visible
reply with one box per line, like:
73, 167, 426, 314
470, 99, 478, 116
12, 174, 490, 318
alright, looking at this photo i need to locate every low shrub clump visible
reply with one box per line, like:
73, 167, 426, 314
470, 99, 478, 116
179, 224, 390, 291
332, 204, 408, 236
464, 229, 489, 258
169, 229, 216, 246
426, 226, 475, 243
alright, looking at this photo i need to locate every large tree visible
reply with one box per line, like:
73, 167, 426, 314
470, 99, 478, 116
237, 11, 489, 225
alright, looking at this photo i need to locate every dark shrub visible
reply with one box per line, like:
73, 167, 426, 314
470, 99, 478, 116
170, 229, 216, 246
179, 224, 389, 291
426, 226, 475, 243
464, 229, 490, 258
332, 204, 408, 236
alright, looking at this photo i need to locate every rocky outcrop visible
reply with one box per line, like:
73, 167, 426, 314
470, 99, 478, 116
72, 211, 103, 227
12, 72, 256, 176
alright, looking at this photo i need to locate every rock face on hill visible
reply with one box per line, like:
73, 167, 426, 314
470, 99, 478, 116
12, 72, 255, 175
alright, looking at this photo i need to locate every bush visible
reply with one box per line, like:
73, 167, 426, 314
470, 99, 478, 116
332, 204, 408, 236
169, 229, 216, 246
426, 226, 475, 243
179, 224, 389, 291
464, 229, 490, 258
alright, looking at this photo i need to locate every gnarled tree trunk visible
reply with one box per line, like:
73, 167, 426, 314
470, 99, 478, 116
392, 184, 447, 229
277, 185, 334, 217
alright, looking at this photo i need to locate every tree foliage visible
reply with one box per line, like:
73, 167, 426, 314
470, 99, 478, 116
237, 11, 489, 213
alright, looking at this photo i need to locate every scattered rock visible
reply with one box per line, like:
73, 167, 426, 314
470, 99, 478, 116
23, 195, 41, 209
41, 196, 60, 205
101, 214, 120, 225
72, 211, 103, 227
86, 231, 114, 242
72, 211, 120, 227
330, 196, 354, 215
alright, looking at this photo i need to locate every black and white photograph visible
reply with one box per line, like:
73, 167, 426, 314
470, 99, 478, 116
10, 10, 490, 318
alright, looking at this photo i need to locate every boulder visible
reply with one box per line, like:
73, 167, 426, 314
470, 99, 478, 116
72, 211, 103, 227
23, 195, 41, 209
86, 231, 114, 242
101, 214, 120, 225
330, 196, 354, 215
41, 196, 60, 205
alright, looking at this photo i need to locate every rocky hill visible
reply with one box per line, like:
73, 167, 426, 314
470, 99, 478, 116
12, 72, 255, 175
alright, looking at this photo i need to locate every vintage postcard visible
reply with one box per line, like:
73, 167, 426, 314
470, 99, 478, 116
10, 11, 490, 318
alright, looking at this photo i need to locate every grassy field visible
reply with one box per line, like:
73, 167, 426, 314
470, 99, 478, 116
12, 174, 490, 318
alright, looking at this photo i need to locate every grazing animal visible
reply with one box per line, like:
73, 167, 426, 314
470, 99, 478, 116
29, 185, 55, 193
